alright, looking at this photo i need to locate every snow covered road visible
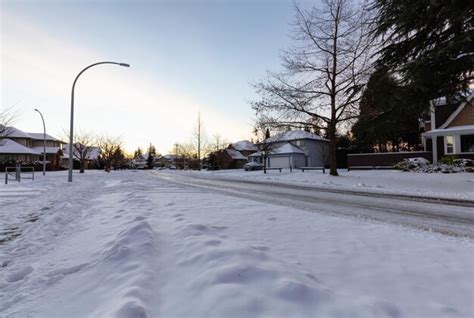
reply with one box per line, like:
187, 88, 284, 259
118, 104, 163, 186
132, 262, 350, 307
1, 171, 473, 317
154, 171, 474, 238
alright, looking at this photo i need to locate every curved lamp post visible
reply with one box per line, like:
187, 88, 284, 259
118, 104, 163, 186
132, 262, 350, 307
68, 62, 130, 182
34, 108, 46, 176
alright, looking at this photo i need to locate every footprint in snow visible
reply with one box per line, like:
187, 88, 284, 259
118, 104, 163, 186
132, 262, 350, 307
251, 245, 270, 252
5, 266, 34, 283
267, 217, 277, 221
204, 239, 222, 246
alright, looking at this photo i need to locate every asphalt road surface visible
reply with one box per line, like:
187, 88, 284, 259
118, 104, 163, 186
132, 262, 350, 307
152, 171, 474, 238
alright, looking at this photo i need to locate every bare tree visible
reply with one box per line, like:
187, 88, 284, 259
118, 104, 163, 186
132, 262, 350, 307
192, 112, 207, 170
209, 133, 230, 152
0, 106, 19, 138
251, 0, 374, 176
253, 124, 280, 174
63, 130, 96, 173
98, 135, 123, 172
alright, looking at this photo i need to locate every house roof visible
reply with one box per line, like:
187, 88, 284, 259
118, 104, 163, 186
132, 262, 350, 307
264, 130, 328, 143
1, 127, 31, 139
230, 140, 258, 151
0, 139, 41, 155
431, 90, 473, 107
27, 132, 61, 141
248, 142, 305, 156
0, 127, 62, 141
439, 92, 474, 129
226, 149, 247, 160
422, 124, 474, 136
272, 143, 305, 155
161, 154, 182, 160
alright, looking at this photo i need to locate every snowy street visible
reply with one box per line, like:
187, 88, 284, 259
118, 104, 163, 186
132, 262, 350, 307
1, 171, 473, 317
155, 171, 474, 237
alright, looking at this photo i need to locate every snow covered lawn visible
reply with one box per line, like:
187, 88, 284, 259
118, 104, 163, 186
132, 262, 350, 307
1, 170, 473, 317
176, 169, 474, 201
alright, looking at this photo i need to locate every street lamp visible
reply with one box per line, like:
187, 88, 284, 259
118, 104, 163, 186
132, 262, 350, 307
34, 108, 46, 176
68, 61, 130, 182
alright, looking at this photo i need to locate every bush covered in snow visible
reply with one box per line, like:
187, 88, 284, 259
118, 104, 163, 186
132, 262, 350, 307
395, 157, 473, 173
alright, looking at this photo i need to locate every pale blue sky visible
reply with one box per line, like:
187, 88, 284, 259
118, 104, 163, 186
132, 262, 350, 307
1, 0, 311, 153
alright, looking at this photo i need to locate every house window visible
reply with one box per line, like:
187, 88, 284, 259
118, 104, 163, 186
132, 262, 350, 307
461, 134, 474, 153
295, 140, 305, 147
445, 135, 454, 154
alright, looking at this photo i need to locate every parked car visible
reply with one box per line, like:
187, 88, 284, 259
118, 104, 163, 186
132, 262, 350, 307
244, 162, 263, 171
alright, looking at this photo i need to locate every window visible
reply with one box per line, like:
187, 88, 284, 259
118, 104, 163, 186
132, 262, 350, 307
295, 140, 305, 147
461, 134, 474, 153
445, 135, 454, 154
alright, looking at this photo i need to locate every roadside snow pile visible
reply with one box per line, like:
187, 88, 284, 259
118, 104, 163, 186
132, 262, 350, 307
395, 157, 473, 173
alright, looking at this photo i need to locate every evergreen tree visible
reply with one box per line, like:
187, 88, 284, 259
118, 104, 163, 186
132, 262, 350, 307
134, 147, 142, 159
147, 143, 156, 169
352, 67, 423, 152
372, 0, 473, 103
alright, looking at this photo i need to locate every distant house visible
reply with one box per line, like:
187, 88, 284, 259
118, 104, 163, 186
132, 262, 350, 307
249, 130, 329, 169
209, 140, 257, 169
131, 154, 147, 169
62, 144, 101, 169
158, 154, 184, 169
0, 127, 64, 167
421, 91, 474, 163
227, 140, 258, 157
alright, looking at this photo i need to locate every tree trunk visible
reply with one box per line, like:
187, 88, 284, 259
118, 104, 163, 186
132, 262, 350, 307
263, 155, 267, 174
328, 123, 338, 176
80, 159, 85, 173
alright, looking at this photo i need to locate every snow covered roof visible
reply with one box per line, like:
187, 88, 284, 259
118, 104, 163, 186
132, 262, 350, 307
0, 127, 62, 141
265, 130, 328, 143
272, 143, 305, 155
431, 90, 474, 107
422, 124, 474, 136
31, 146, 61, 154
248, 143, 305, 156
230, 140, 258, 151
27, 132, 61, 141
0, 139, 41, 155
226, 149, 247, 160
0, 127, 31, 139
161, 154, 182, 160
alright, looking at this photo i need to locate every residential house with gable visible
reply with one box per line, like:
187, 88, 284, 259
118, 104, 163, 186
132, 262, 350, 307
248, 130, 329, 169
421, 91, 474, 163
209, 140, 257, 169
0, 126, 64, 168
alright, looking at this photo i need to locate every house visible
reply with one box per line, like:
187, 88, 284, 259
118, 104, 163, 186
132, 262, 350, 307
209, 148, 248, 169
158, 154, 184, 169
208, 140, 257, 169
131, 154, 147, 169
227, 140, 258, 157
62, 144, 101, 169
249, 130, 329, 169
0, 126, 64, 167
0, 138, 41, 163
421, 91, 474, 163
